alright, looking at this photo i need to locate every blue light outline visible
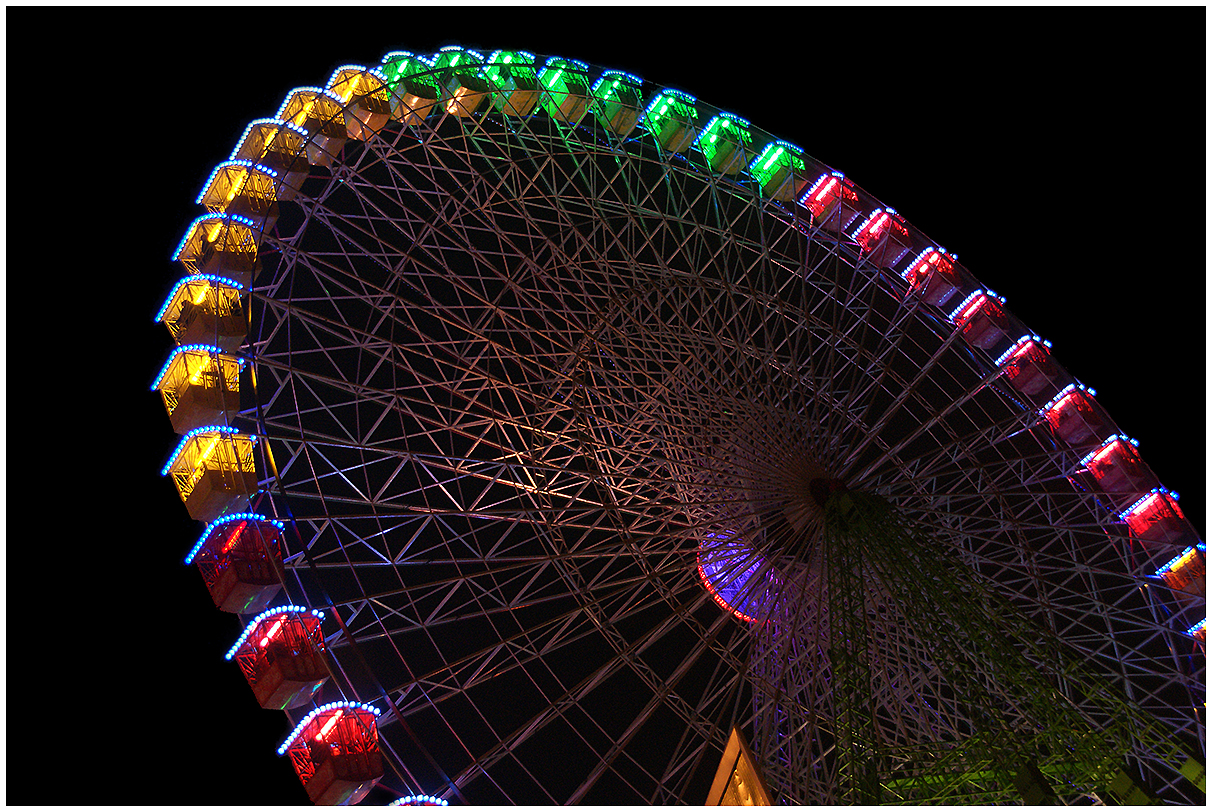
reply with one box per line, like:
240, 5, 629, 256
150, 344, 245, 392
154, 274, 244, 323
277, 701, 382, 755
160, 425, 256, 476
225, 605, 326, 660
184, 512, 283, 565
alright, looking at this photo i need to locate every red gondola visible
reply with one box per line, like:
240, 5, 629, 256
279, 703, 384, 805
226, 606, 329, 709
185, 513, 282, 614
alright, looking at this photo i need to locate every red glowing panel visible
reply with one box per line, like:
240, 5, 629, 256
1091, 438, 1129, 468
953, 296, 1008, 349
1045, 390, 1083, 424
1004, 342, 1056, 397
954, 295, 988, 326
260, 617, 285, 647
904, 250, 952, 287
317, 709, 343, 741
1125, 492, 1185, 536
220, 520, 249, 554
1046, 389, 1109, 447
802, 174, 857, 219
854, 212, 892, 251
196, 519, 284, 614
282, 704, 383, 804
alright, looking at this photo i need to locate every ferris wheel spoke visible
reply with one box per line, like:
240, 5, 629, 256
427, 572, 742, 802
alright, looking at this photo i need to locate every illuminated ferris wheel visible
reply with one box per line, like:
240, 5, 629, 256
152, 45, 1206, 805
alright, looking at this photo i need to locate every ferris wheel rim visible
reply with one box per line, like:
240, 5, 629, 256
156, 44, 1205, 806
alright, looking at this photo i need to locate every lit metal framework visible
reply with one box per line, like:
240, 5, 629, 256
155, 44, 1206, 805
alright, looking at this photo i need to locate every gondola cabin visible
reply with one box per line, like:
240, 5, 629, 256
1122, 489, 1197, 546
277, 88, 348, 166
229, 118, 311, 201
1156, 543, 1206, 597
1043, 385, 1112, 450
801, 172, 863, 233
852, 208, 912, 270
644, 90, 700, 154
279, 703, 384, 806
196, 160, 281, 232
539, 57, 592, 126
749, 141, 809, 202
379, 52, 441, 127
951, 290, 1010, 350
997, 337, 1059, 401
156, 275, 246, 351
1078, 435, 1153, 509
161, 426, 259, 523
380, 52, 443, 126
698, 113, 754, 176
591, 71, 644, 136
174, 213, 261, 290
433, 48, 490, 117
902, 248, 961, 308
185, 513, 283, 614
152, 345, 244, 435
328, 66, 396, 140
226, 606, 329, 709
486, 51, 541, 117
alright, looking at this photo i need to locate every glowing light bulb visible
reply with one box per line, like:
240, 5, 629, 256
260, 617, 285, 647
219, 520, 249, 554
317, 709, 343, 741
190, 282, 209, 306
188, 354, 212, 384
223, 169, 247, 205
196, 435, 221, 467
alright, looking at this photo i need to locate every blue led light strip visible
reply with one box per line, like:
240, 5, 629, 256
274, 87, 346, 122
277, 701, 382, 755
229, 118, 310, 162
1121, 487, 1180, 521
185, 511, 283, 564
1079, 434, 1139, 468
153, 274, 245, 323
195, 161, 279, 205
1156, 544, 1201, 577
390, 795, 449, 806
225, 605, 326, 660
160, 425, 255, 475
995, 335, 1051, 368
150, 344, 245, 391
172, 212, 260, 261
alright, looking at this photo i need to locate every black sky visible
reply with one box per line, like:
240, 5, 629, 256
11, 6, 1204, 806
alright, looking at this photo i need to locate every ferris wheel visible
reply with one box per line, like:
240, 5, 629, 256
152, 44, 1206, 805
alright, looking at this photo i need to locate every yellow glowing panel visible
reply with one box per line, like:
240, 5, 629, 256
706, 727, 772, 805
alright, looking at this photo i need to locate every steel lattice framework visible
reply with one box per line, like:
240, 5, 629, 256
164, 47, 1205, 805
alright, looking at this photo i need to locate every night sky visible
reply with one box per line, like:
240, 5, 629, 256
11, 7, 1204, 806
